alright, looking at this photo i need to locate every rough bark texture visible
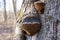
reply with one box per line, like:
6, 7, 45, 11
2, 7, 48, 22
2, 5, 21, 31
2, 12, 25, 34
15, 0, 60, 40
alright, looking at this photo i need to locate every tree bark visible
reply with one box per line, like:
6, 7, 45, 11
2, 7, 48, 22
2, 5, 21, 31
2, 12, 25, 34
15, 0, 60, 40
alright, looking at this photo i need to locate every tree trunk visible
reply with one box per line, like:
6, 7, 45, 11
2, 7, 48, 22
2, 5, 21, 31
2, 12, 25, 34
15, 0, 60, 40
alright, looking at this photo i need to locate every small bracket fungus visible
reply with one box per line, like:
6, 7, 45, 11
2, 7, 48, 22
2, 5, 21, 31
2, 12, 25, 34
34, 0, 45, 13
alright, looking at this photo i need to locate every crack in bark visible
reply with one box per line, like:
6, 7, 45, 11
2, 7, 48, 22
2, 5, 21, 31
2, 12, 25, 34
53, 19, 60, 40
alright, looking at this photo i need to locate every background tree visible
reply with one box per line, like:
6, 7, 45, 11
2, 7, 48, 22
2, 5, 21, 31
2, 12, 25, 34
3, 0, 7, 22
12, 0, 16, 16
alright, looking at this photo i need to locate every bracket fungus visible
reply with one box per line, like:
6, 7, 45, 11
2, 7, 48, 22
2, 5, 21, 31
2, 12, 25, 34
20, 17, 41, 36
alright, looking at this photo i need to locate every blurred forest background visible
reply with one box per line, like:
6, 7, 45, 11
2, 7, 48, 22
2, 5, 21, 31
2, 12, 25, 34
0, 0, 23, 40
